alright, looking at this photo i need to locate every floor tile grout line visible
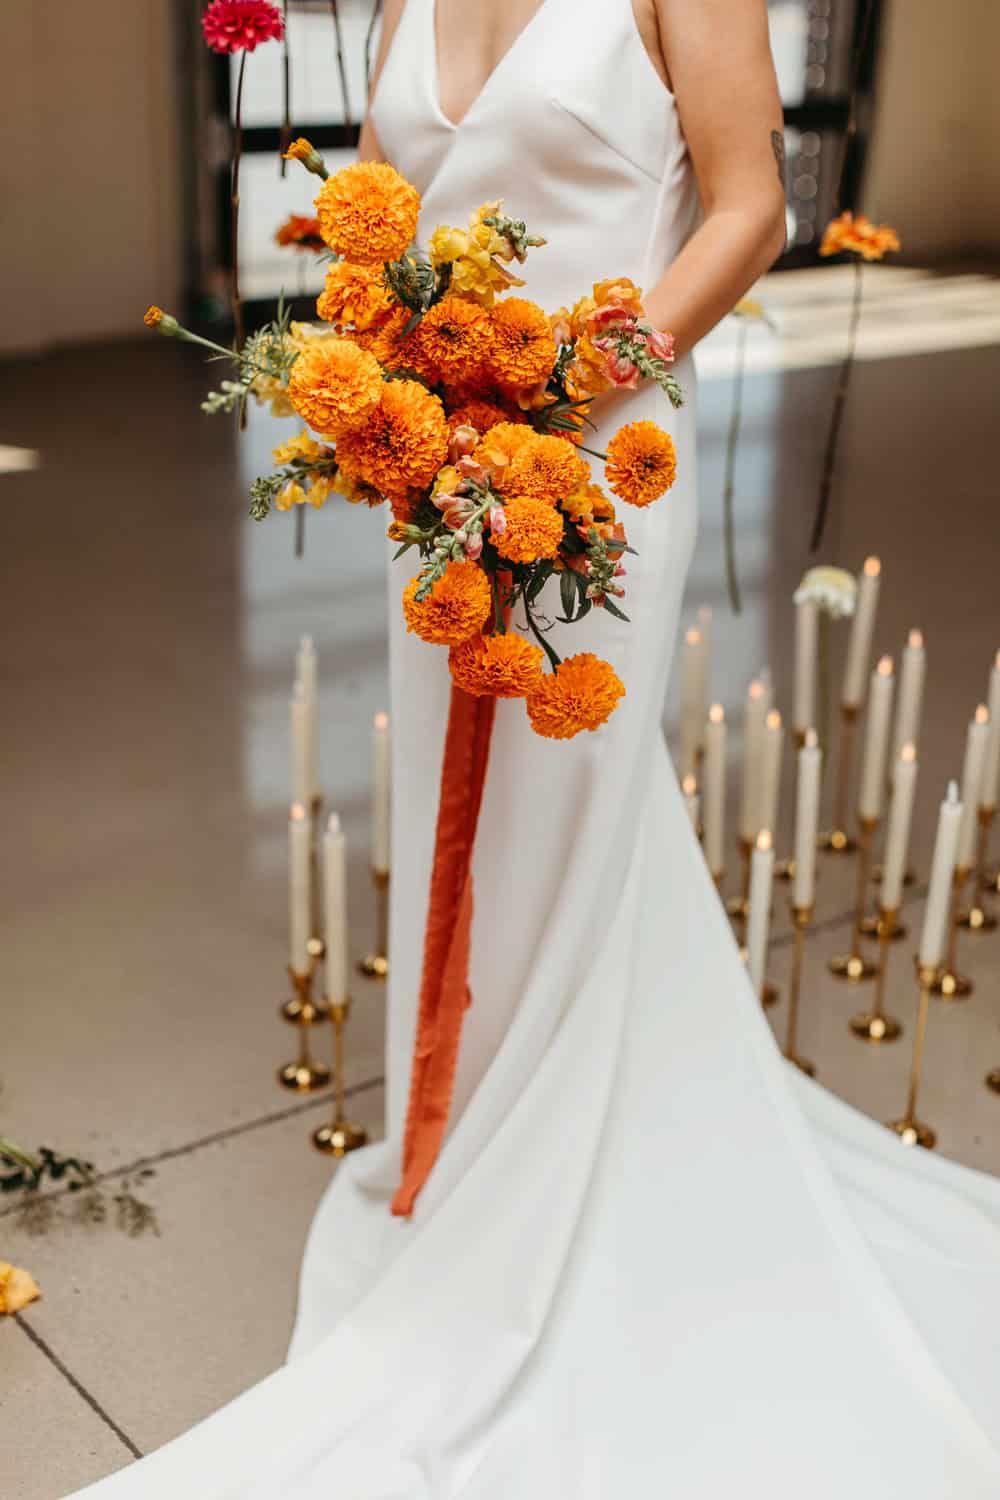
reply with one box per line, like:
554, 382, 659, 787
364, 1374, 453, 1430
0, 1073, 385, 1221
14, 1312, 144, 1461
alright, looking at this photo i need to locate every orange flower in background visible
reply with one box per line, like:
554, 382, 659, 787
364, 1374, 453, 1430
526, 653, 626, 739
506, 434, 588, 506
405, 297, 493, 385
337, 379, 449, 498
316, 261, 394, 330
604, 420, 677, 507
562, 480, 616, 526
446, 398, 509, 437
0, 1262, 40, 1314
448, 633, 544, 698
819, 212, 901, 261
493, 496, 565, 563
287, 339, 383, 438
275, 213, 325, 252
402, 561, 492, 646
488, 297, 558, 388
315, 161, 420, 264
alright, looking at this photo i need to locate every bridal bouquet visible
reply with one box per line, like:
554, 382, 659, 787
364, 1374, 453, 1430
145, 143, 684, 740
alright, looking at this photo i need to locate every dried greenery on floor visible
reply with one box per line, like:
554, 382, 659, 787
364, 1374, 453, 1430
0, 1137, 160, 1239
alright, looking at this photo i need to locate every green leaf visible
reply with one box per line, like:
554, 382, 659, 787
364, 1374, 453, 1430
601, 597, 630, 622
559, 569, 577, 620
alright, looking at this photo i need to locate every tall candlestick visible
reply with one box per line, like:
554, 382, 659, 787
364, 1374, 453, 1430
682, 774, 700, 834
891, 630, 925, 766
842, 556, 881, 708
758, 710, 784, 840
794, 596, 819, 737
297, 636, 320, 803
678, 626, 708, 777
882, 744, 918, 912
372, 711, 391, 875
959, 655, 1000, 936
956, 704, 990, 872
919, 782, 962, 970
747, 830, 775, 1002
288, 801, 311, 977
323, 812, 349, 1005
793, 730, 822, 909
983, 651, 1000, 811
290, 683, 309, 808
858, 656, 895, 822
703, 703, 727, 879
739, 680, 768, 843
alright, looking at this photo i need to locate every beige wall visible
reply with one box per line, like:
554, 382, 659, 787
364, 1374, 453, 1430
864, 0, 1000, 259
1, 1, 183, 355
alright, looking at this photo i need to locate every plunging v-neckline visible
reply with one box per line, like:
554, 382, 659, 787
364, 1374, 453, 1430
429, 0, 553, 131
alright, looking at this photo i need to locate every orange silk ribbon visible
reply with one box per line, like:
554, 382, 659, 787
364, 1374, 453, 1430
391, 682, 497, 1217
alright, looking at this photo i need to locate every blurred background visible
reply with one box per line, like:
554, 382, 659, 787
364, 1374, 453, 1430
2, 5, 999, 1496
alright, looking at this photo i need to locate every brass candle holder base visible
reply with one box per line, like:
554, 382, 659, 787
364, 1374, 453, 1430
958, 808, 998, 933
931, 970, 973, 1001
774, 857, 795, 883
819, 704, 860, 856
726, 839, 753, 935
828, 815, 879, 983
931, 866, 974, 1000
312, 998, 368, 1155
784, 904, 816, 1077
958, 905, 998, 934
859, 913, 907, 941
279, 968, 330, 1092
849, 908, 903, 1044
762, 981, 779, 1009
358, 868, 390, 980
818, 828, 857, 855
887, 960, 939, 1150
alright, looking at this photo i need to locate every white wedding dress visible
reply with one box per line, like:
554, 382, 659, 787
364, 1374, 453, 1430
78, 1, 1000, 1494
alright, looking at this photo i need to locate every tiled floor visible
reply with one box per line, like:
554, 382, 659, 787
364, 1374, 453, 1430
2, 265, 1000, 1498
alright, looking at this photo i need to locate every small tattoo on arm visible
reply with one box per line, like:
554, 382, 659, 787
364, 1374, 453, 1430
771, 129, 787, 190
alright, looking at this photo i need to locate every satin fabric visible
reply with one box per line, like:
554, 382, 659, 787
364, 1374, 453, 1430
75, 1, 1000, 1494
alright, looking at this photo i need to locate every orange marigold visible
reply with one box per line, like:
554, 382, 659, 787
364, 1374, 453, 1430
562, 480, 616, 526
446, 398, 509, 437
473, 419, 535, 489
405, 297, 493, 385
314, 161, 420, 264
402, 561, 492, 646
493, 495, 565, 563
604, 420, 677, 507
526, 653, 626, 739
287, 338, 383, 437
353, 305, 413, 369
487, 297, 558, 388
337, 379, 448, 497
276, 213, 325, 251
506, 434, 588, 505
819, 211, 900, 261
316, 261, 394, 330
448, 633, 544, 698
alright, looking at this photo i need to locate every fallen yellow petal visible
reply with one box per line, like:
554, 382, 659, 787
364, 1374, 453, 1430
0, 1261, 41, 1314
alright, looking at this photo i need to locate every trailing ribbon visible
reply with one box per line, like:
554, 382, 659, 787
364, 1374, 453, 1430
391, 683, 497, 1217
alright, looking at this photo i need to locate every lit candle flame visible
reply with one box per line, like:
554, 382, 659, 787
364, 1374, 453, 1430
805, 728, 819, 748
901, 742, 916, 763
756, 829, 773, 852
975, 703, 990, 725
682, 774, 698, 796
765, 709, 782, 729
749, 680, 763, 700
863, 556, 882, 577
374, 711, 389, 730
290, 801, 307, 822
877, 655, 893, 676
709, 703, 725, 724
685, 627, 701, 646
908, 628, 923, 649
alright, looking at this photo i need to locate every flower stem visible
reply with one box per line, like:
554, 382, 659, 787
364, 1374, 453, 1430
575, 443, 608, 463
811, 257, 864, 552
330, 0, 353, 128
279, 1, 291, 175
522, 593, 562, 672
231, 50, 248, 358
0, 1137, 41, 1173
721, 319, 748, 614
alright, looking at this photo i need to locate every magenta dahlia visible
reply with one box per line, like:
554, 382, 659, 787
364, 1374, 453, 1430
201, 0, 284, 54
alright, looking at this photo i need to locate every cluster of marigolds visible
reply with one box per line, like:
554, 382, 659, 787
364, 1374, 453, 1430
146, 143, 683, 740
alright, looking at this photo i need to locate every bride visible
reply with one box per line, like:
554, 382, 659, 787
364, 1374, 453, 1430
79, 0, 1000, 1494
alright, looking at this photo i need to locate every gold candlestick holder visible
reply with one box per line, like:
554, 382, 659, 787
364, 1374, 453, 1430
278, 966, 331, 1092
358, 868, 389, 979
307, 795, 326, 961
819, 704, 859, 854
312, 997, 368, 1154
850, 906, 903, 1042
784, 904, 816, 1075
958, 806, 998, 934
828, 815, 879, 981
931, 866, 974, 999
726, 837, 752, 932
887, 960, 939, 1147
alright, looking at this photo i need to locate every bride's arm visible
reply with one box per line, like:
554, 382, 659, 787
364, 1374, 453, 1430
640, 0, 787, 356
356, 0, 407, 163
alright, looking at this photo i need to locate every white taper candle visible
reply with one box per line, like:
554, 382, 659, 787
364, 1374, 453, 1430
919, 782, 962, 969
297, 636, 320, 802
793, 730, 822, 910
290, 683, 310, 809
794, 596, 819, 736
372, 711, 391, 874
288, 802, 311, 976
703, 704, 727, 877
758, 710, 784, 840
323, 812, 349, 1004
740, 680, 768, 843
682, 774, 700, 834
982, 651, 1000, 811
957, 705, 990, 870
891, 630, 925, 766
881, 744, 918, 912
843, 556, 881, 708
747, 830, 775, 1000
678, 626, 708, 776
858, 656, 894, 821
